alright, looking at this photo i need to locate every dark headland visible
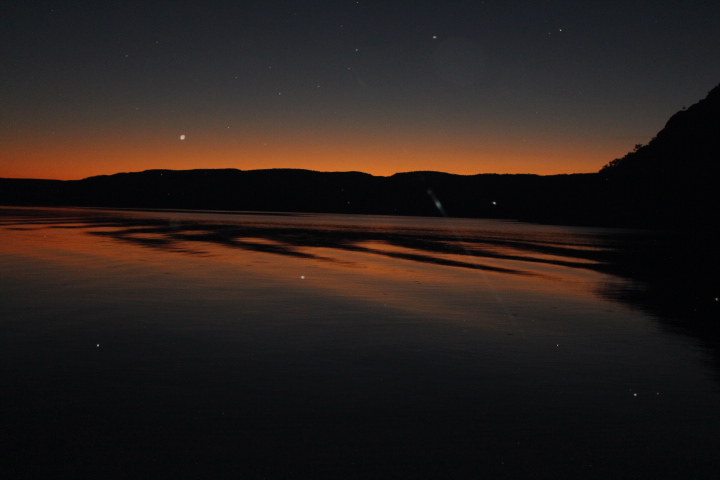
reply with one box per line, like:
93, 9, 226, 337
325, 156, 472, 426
2, 82, 719, 231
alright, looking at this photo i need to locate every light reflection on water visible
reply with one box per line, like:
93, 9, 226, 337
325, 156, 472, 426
1, 206, 719, 479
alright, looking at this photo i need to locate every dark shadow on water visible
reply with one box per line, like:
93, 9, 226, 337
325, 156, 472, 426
29, 208, 615, 275
2, 207, 720, 479
2, 207, 719, 377
597, 232, 720, 380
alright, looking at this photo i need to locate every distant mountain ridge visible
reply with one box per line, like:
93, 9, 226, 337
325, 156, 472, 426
0, 168, 600, 225
2, 82, 719, 230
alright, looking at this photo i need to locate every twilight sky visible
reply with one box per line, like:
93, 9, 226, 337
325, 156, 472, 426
2, 0, 720, 180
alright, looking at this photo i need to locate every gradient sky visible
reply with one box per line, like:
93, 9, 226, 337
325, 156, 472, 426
2, 0, 720, 180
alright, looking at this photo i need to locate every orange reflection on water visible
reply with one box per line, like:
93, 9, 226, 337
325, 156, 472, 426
0, 207, 620, 330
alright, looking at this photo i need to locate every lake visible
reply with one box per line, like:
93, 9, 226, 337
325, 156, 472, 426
1, 206, 719, 479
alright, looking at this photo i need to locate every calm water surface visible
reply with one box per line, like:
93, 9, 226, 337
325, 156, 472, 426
1, 206, 719, 479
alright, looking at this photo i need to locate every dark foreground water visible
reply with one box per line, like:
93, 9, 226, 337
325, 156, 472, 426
1, 206, 719, 479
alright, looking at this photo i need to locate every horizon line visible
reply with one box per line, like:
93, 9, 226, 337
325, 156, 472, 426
0, 166, 602, 182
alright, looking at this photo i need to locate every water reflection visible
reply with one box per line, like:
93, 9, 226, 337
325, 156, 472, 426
0, 206, 618, 276
2, 206, 720, 479
3, 207, 717, 352
598, 231, 720, 379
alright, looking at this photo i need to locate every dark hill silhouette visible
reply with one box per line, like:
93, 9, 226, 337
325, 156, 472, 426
2, 81, 719, 230
0, 168, 600, 224
598, 82, 720, 229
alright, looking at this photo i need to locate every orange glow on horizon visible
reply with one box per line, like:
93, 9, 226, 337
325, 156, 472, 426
0, 130, 625, 180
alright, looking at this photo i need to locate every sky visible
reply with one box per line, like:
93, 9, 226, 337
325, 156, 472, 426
2, 0, 720, 180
